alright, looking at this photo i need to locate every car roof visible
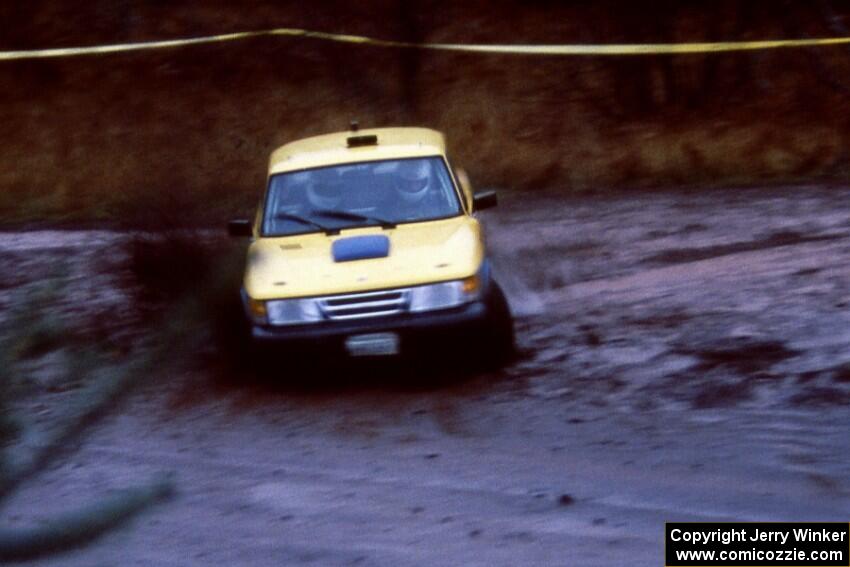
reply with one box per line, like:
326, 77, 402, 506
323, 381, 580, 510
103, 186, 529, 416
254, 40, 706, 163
268, 127, 447, 175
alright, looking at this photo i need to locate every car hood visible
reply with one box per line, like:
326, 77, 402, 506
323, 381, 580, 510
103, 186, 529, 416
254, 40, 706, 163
244, 216, 484, 300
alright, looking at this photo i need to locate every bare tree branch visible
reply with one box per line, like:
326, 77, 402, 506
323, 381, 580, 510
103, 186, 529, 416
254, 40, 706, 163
0, 477, 173, 562
0, 351, 158, 505
783, 0, 850, 95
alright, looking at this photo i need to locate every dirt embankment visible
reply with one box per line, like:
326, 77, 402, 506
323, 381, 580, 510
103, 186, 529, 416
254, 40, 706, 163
2, 1, 850, 224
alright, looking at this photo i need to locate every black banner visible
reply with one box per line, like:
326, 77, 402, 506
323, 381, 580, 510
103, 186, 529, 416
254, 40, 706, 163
666, 522, 849, 566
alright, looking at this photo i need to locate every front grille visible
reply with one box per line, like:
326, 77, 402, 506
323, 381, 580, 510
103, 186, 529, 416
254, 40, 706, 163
318, 288, 410, 321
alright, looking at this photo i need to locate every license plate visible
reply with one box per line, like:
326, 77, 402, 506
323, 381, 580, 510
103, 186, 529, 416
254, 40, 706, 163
345, 333, 400, 357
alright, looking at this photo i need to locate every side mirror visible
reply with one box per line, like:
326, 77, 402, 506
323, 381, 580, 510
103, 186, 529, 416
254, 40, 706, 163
228, 219, 253, 237
472, 190, 498, 211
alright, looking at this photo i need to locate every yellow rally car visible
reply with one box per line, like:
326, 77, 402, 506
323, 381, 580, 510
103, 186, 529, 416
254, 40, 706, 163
228, 125, 513, 361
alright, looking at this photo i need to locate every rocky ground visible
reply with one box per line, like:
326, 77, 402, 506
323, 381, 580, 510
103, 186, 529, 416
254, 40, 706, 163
2, 186, 850, 566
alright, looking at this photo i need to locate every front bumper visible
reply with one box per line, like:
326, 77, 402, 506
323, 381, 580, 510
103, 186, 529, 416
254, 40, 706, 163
251, 300, 487, 352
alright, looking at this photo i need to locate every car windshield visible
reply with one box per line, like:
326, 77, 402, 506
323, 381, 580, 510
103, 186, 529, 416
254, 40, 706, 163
262, 156, 462, 236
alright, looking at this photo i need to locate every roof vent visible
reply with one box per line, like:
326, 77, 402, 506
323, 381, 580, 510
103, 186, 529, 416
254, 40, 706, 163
349, 120, 359, 132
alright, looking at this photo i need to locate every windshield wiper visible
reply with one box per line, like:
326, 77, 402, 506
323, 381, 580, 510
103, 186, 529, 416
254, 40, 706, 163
273, 212, 337, 234
311, 209, 397, 230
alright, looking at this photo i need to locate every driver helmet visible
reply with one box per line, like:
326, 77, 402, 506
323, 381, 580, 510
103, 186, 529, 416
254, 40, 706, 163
397, 160, 432, 205
306, 170, 343, 210
285, 172, 312, 208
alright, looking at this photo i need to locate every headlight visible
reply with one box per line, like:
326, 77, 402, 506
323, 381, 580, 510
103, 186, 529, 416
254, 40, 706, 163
409, 275, 481, 313
266, 298, 322, 325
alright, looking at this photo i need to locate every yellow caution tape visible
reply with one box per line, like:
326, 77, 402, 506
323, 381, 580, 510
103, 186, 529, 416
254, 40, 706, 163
2, 27, 850, 61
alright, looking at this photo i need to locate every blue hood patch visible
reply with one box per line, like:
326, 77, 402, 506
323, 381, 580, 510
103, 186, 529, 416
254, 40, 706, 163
332, 235, 390, 262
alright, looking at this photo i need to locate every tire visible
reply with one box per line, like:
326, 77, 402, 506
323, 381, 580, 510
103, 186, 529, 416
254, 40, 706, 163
480, 281, 516, 368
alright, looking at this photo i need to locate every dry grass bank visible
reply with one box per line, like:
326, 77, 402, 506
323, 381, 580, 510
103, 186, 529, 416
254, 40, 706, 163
1, 1, 849, 225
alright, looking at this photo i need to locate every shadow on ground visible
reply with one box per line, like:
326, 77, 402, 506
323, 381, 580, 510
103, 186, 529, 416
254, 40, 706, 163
165, 344, 527, 413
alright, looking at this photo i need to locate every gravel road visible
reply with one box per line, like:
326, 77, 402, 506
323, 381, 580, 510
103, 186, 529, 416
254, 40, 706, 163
2, 186, 850, 566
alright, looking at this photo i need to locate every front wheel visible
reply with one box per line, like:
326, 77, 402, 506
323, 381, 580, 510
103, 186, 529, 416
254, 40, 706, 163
479, 281, 516, 368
